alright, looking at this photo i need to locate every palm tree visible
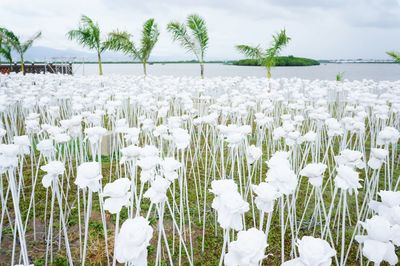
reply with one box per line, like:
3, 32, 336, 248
387, 51, 400, 63
167, 14, 208, 78
0, 27, 41, 74
105, 18, 160, 76
67, 15, 108, 75
236, 29, 291, 79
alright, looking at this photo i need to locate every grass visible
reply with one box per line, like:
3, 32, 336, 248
0, 127, 399, 265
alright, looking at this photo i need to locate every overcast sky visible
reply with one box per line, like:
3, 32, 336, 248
1, 0, 400, 60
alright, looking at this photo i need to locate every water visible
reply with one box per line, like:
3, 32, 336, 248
73, 63, 400, 81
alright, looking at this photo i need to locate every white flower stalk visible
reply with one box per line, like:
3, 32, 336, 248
224, 228, 268, 266
299, 163, 327, 187
75, 162, 103, 192
282, 236, 336, 266
356, 215, 399, 265
115, 217, 153, 264
367, 148, 388, 170
103, 178, 131, 214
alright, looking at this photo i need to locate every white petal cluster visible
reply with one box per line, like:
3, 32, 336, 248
75, 162, 103, 192
115, 217, 153, 264
299, 163, 327, 187
224, 228, 267, 266
103, 178, 131, 214
282, 236, 336, 266
211, 179, 249, 231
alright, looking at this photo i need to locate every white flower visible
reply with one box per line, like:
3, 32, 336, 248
335, 149, 365, 169
40, 161, 65, 188
334, 164, 361, 194
356, 215, 399, 265
124, 127, 140, 144
143, 176, 171, 204
285, 131, 304, 146
299, 163, 327, 187
282, 236, 336, 266
36, 139, 55, 158
224, 228, 267, 266
369, 191, 400, 225
53, 133, 71, 144
85, 126, 107, 144
103, 178, 131, 214
171, 128, 190, 149
14, 135, 30, 155
120, 145, 142, 164
266, 152, 297, 195
247, 145, 262, 165
210, 179, 238, 196
367, 148, 388, 170
161, 157, 182, 181
75, 162, 103, 192
0, 144, 19, 172
377, 127, 400, 146
211, 187, 249, 231
252, 182, 279, 213
115, 217, 153, 264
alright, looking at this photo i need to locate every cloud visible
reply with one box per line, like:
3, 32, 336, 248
0, 0, 399, 60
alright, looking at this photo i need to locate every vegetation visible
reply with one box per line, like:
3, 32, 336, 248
336, 72, 344, 81
236, 29, 291, 79
0, 27, 41, 74
167, 14, 209, 78
0, 32, 13, 66
231, 56, 319, 67
105, 18, 160, 76
387, 51, 400, 63
67, 15, 109, 75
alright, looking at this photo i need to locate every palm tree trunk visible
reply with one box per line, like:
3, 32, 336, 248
267, 67, 271, 79
200, 63, 204, 79
20, 54, 25, 75
97, 52, 103, 76
143, 62, 147, 76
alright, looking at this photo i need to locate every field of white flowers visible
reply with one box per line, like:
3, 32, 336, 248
0, 73, 399, 265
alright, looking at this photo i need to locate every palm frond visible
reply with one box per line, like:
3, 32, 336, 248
167, 22, 199, 59
105, 31, 135, 55
236, 45, 262, 59
140, 18, 160, 62
0, 27, 21, 52
67, 15, 101, 52
187, 14, 208, 59
0, 44, 12, 63
267, 29, 290, 58
387, 51, 400, 62
21, 31, 41, 53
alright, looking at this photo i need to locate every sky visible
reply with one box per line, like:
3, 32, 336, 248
1, 0, 400, 60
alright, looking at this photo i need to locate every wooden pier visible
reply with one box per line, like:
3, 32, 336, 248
0, 63, 73, 75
